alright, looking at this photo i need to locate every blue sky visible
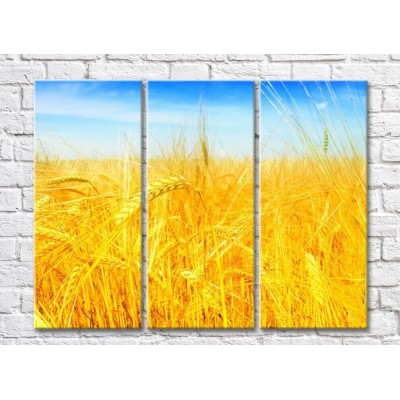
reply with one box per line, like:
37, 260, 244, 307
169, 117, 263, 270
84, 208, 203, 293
35, 80, 365, 160
148, 81, 254, 158
261, 81, 367, 158
35, 81, 141, 159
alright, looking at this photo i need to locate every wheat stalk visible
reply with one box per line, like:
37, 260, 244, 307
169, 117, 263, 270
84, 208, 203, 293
155, 240, 177, 263
76, 255, 134, 270
45, 176, 98, 193
60, 264, 86, 314
323, 127, 329, 155
305, 251, 326, 306
148, 176, 189, 202
114, 176, 189, 226
36, 195, 53, 208
45, 176, 92, 186
181, 270, 200, 283
114, 193, 141, 226
36, 227, 72, 244
52, 187, 87, 197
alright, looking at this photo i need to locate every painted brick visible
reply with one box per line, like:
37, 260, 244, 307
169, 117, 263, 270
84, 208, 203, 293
0, 314, 37, 337
228, 54, 266, 61
22, 54, 100, 60
0, 238, 16, 260
0, 213, 33, 236
262, 336, 342, 345
368, 89, 382, 112
0, 163, 33, 187
382, 238, 400, 260
220, 336, 261, 345
22, 86, 34, 110
0, 138, 14, 160
0, 290, 20, 313
368, 189, 381, 212
106, 54, 145, 62
19, 238, 33, 262
332, 64, 400, 86
0, 264, 32, 287
260, 63, 291, 79
351, 54, 389, 62
270, 54, 347, 62
147, 54, 226, 62
382, 139, 400, 161
0, 86, 20, 111
211, 63, 261, 79
14, 137, 34, 161
383, 189, 400, 212
383, 89, 400, 111
368, 238, 381, 261
369, 165, 400, 187
170, 63, 209, 79
0, 189, 21, 211
89, 63, 169, 79
292, 64, 331, 79
369, 113, 400, 137
47, 62, 87, 79
370, 263, 400, 286
380, 288, 400, 310
368, 139, 381, 163
21, 289, 33, 313
0, 54, 17, 61
368, 215, 397, 236
0, 111, 33, 135
22, 187, 33, 211
382, 338, 400, 344
0, 63, 44, 84
369, 288, 379, 310
342, 338, 382, 344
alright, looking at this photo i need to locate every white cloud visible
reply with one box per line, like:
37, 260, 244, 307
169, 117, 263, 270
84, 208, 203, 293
316, 101, 328, 110
36, 89, 141, 123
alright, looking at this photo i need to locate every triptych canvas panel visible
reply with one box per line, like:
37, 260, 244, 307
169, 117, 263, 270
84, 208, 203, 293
35, 81, 142, 328
34, 80, 367, 329
260, 81, 367, 328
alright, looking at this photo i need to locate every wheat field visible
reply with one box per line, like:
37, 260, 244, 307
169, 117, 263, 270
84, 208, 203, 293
260, 81, 367, 328
147, 134, 254, 328
35, 154, 142, 328
260, 154, 366, 328
35, 133, 254, 329
35, 79, 365, 330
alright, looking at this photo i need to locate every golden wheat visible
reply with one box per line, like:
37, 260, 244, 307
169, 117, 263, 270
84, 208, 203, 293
35, 157, 141, 328
260, 156, 366, 328
45, 176, 92, 186
148, 176, 189, 201
35, 227, 73, 244
147, 142, 254, 328
304, 251, 326, 307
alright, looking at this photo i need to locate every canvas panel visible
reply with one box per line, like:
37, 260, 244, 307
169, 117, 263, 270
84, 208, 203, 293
147, 81, 254, 328
260, 81, 367, 328
34, 81, 142, 328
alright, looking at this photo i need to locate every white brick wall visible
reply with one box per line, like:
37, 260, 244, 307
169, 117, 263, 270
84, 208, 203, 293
0, 54, 399, 344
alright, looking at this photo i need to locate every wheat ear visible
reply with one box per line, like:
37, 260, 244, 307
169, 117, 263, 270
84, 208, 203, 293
114, 176, 189, 226
45, 176, 98, 193
45, 176, 92, 185
323, 127, 329, 155
305, 252, 326, 306
148, 176, 189, 202
36, 227, 72, 244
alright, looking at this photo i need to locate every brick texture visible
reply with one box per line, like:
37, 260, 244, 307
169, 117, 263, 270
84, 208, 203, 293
0, 54, 399, 344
